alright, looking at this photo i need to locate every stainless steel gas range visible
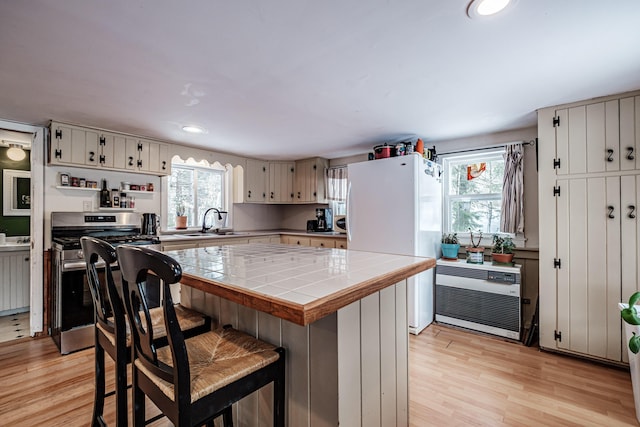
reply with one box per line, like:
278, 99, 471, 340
50, 212, 160, 354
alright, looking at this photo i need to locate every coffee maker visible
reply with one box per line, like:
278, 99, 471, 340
315, 208, 333, 231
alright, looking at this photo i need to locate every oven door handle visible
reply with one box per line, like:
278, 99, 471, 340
62, 260, 115, 272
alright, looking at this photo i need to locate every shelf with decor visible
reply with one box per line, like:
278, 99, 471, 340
97, 207, 135, 212
55, 186, 99, 192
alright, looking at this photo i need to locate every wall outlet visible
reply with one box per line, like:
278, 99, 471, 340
83, 200, 92, 212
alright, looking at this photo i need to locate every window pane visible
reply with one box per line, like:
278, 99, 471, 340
449, 158, 504, 196
450, 198, 502, 233
168, 167, 195, 227
196, 169, 223, 223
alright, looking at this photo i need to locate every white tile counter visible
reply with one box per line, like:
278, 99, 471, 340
167, 242, 433, 326
166, 243, 435, 426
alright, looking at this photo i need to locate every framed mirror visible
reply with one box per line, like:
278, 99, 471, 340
3, 169, 31, 216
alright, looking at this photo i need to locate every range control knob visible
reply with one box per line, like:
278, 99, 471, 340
77, 250, 84, 260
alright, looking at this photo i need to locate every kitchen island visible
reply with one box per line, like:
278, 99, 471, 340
167, 243, 435, 427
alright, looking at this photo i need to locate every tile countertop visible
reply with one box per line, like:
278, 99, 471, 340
168, 243, 434, 326
159, 229, 346, 242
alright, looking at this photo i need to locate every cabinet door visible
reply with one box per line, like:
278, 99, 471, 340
85, 131, 99, 167
621, 175, 640, 363
269, 162, 294, 203
620, 96, 640, 171
98, 133, 115, 168
0, 251, 30, 311
294, 159, 312, 202
309, 238, 335, 248
49, 123, 74, 164
245, 160, 268, 202
556, 101, 619, 175
148, 142, 170, 175
556, 177, 621, 360
124, 138, 139, 171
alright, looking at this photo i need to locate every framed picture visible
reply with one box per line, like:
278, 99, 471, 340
3, 169, 31, 216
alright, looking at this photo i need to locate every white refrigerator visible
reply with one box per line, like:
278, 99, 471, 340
347, 154, 442, 334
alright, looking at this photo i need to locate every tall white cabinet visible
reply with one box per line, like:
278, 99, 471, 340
539, 90, 640, 363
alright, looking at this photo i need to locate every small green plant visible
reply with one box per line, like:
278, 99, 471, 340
622, 292, 640, 354
492, 234, 515, 254
469, 229, 483, 248
176, 203, 186, 217
441, 233, 459, 244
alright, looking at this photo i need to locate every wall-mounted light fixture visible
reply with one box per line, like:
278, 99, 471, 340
5, 143, 26, 161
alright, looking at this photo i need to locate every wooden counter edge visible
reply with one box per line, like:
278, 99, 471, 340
179, 257, 435, 326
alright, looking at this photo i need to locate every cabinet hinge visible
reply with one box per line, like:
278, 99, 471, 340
554, 330, 562, 342
553, 186, 560, 197
55, 129, 62, 139
553, 116, 560, 127
99, 155, 105, 164
99, 136, 106, 146
137, 159, 142, 168
553, 158, 561, 169
554, 258, 561, 269
54, 149, 62, 159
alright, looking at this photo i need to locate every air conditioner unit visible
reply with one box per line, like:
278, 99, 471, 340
435, 259, 521, 340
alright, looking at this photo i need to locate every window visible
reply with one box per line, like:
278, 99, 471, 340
326, 167, 347, 215
167, 164, 225, 228
442, 149, 505, 234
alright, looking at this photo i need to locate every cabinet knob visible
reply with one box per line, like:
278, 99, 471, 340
271, 192, 274, 199
247, 190, 252, 198
608, 205, 615, 219
128, 156, 134, 166
628, 147, 635, 160
629, 205, 636, 219
89, 151, 95, 162
607, 149, 614, 162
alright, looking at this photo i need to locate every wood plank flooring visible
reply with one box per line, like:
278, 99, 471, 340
0, 324, 637, 426
411, 325, 638, 426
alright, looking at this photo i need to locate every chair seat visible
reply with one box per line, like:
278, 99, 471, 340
135, 327, 280, 403
97, 304, 209, 348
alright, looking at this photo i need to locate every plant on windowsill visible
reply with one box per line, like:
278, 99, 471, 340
620, 292, 640, 423
441, 233, 460, 260
466, 229, 484, 264
491, 234, 515, 266
176, 203, 188, 230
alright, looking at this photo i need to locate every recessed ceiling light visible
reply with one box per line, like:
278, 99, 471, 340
182, 125, 206, 134
467, 0, 515, 18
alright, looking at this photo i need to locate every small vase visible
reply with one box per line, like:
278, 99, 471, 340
176, 216, 188, 229
620, 303, 640, 424
466, 247, 485, 264
441, 243, 460, 260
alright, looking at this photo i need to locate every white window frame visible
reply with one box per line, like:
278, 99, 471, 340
163, 157, 231, 231
441, 148, 505, 246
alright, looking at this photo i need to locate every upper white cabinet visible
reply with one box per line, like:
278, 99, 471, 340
538, 90, 640, 364
244, 158, 326, 204
294, 157, 328, 204
245, 159, 268, 203
49, 122, 171, 176
269, 162, 295, 203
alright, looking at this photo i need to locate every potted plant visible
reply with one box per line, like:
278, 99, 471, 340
491, 234, 515, 265
465, 229, 484, 264
620, 292, 640, 423
175, 203, 188, 229
441, 233, 460, 260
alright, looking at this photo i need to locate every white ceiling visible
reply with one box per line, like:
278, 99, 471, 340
1, 1, 639, 160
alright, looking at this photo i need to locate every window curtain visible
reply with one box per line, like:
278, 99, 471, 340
500, 143, 524, 233
326, 166, 348, 201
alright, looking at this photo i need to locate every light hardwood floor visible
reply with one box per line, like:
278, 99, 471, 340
0, 324, 637, 426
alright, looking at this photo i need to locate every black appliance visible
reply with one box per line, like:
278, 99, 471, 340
142, 212, 159, 235
307, 220, 318, 232
315, 208, 333, 231
50, 212, 161, 354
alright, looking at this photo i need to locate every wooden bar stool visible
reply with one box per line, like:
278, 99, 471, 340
116, 245, 286, 427
81, 237, 213, 427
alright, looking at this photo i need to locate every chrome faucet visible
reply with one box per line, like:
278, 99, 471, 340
201, 208, 223, 233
